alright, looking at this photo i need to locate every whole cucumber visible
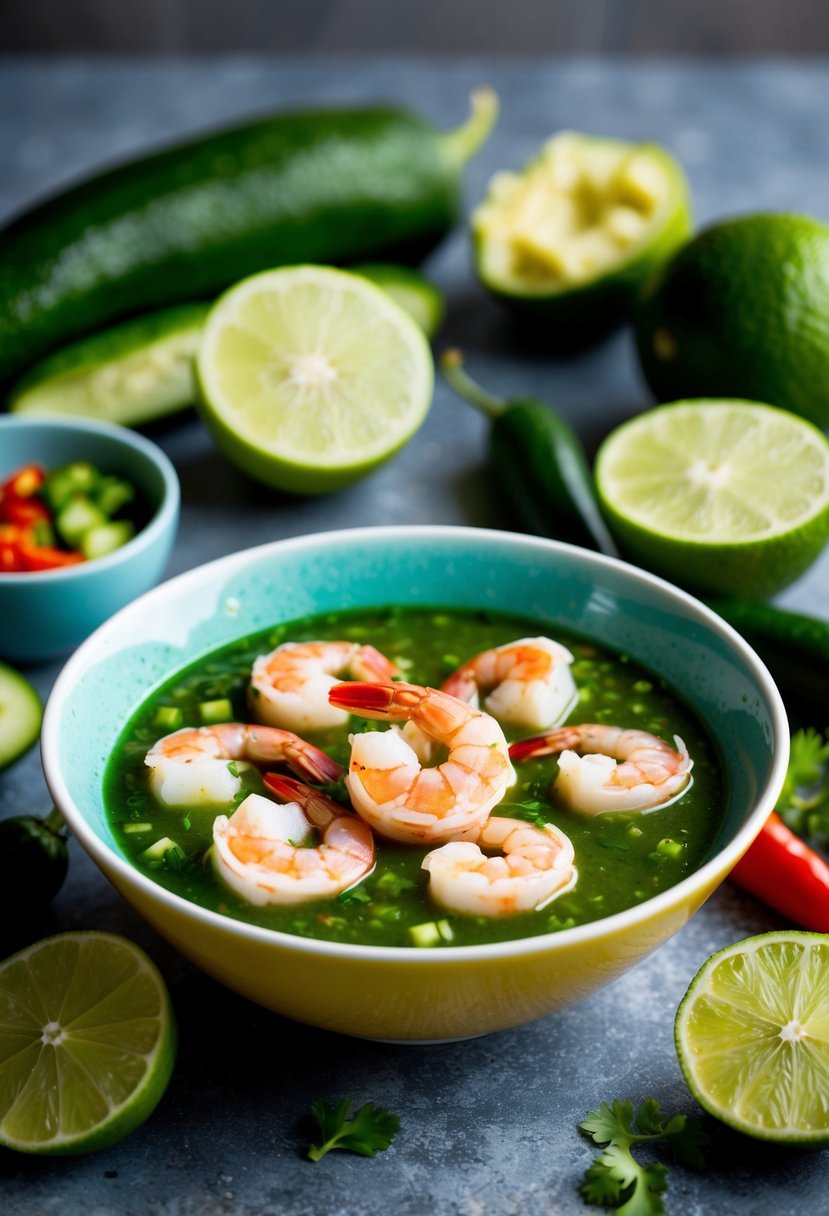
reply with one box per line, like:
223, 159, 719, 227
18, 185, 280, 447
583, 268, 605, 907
706, 598, 829, 723
0, 91, 497, 383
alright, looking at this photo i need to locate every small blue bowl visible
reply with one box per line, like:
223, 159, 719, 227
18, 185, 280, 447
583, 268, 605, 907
0, 416, 180, 662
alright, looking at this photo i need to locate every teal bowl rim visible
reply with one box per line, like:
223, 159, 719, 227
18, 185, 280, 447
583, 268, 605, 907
42, 525, 790, 963
0, 415, 180, 585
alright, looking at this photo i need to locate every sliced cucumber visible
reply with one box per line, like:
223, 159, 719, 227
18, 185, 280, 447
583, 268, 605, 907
352, 263, 445, 339
0, 664, 43, 771
80, 520, 135, 561
9, 303, 210, 427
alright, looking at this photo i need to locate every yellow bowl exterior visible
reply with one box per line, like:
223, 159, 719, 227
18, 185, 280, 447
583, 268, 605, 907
109, 854, 727, 1041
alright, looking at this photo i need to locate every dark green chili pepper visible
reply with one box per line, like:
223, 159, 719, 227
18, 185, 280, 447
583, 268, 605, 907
441, 349, 618, 558
0, 808, 68, 915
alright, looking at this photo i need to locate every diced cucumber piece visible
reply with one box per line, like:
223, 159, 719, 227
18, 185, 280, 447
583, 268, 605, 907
95, 476, 135, 518
56, 495, 108, 547
199, 698, 234, 724
0, 663, 43, 771
153, 705, 183, 731
656, 837, 685, 859
141, 836, 178, 862
42, 462, 101, 510
408, 919, 454, 947
79, 520, 135, 561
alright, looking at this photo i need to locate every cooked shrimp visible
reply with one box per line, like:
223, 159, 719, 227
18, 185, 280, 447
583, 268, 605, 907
328, 681, 512, 845
422, 816, 577, 917
144, 723, 342, 808
441, 636, 578, 732
250, 640, 399, 732
212, 778, 374, 906
510, 723, 693, 814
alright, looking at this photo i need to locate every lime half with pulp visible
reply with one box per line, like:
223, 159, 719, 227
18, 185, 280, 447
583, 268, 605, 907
675, 932, 829, 1145
0, 931, 176, 1155
595, 399, 829, 598
196, 265, 434, 494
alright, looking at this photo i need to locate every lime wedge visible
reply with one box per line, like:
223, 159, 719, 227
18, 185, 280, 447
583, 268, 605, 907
0, 931, 176, 1155
196, 265, 434, 495
675, 932, 829, 1145
595, 399, 829, 598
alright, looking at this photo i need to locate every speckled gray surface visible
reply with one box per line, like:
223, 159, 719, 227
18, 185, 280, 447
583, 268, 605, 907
2, 56, 829, 1215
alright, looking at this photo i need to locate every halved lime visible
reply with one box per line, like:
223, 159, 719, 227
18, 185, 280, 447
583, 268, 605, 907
595, 399, 829, 598
0, 931, 176, 1155
9, 304, 209, 427
675, 932, 829, 1145
196, 265, 434, 495
472, 131, 691, 343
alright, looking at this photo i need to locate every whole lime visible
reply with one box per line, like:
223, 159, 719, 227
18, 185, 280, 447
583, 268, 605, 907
636, 213, 829, 430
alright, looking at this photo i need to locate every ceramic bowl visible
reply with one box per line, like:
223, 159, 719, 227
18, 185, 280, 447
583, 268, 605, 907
42, 526, 788, 1042
0, 416, 180, 662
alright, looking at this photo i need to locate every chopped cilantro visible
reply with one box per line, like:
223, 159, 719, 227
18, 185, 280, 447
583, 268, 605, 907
778, 727, 829, 841
579, 1098, 706, 1215
337, 885, 372, 905
307, 1098, 399, 1162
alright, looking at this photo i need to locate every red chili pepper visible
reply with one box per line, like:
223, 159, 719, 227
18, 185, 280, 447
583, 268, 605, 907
0, 464, 46, 499
16, 538, 85, 572
0, 496, 51, 529
0, 543, 22, 572
730, 811, 829, 932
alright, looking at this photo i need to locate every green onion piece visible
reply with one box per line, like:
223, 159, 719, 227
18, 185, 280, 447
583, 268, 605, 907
122, 822, 152, 834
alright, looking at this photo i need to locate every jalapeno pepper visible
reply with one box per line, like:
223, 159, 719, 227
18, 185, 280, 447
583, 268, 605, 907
441, 349, 619, 557
730, 812, 829, 932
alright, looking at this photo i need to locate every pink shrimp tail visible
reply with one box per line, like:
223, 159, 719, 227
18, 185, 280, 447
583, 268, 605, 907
288, 743, 343, 785
264, 773, 315, 804
263, 772, 344, 830
509, 727, 579, 763
328, 679, 408, 718
440, 668, 478, 702
356, 645, 401, 681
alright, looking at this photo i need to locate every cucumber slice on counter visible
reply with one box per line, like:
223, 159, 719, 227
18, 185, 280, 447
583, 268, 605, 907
352, 263, 445, 338
0, 664, 43, 772
9, 303, 210, 427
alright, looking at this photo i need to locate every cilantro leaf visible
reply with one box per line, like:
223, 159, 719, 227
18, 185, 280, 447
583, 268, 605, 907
307, 1098, 400, 1162
578, 1098, 706, 1216
778, 728, 829, 840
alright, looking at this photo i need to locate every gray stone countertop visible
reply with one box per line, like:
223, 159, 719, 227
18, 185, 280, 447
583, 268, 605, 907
1, 55, 829, 1216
